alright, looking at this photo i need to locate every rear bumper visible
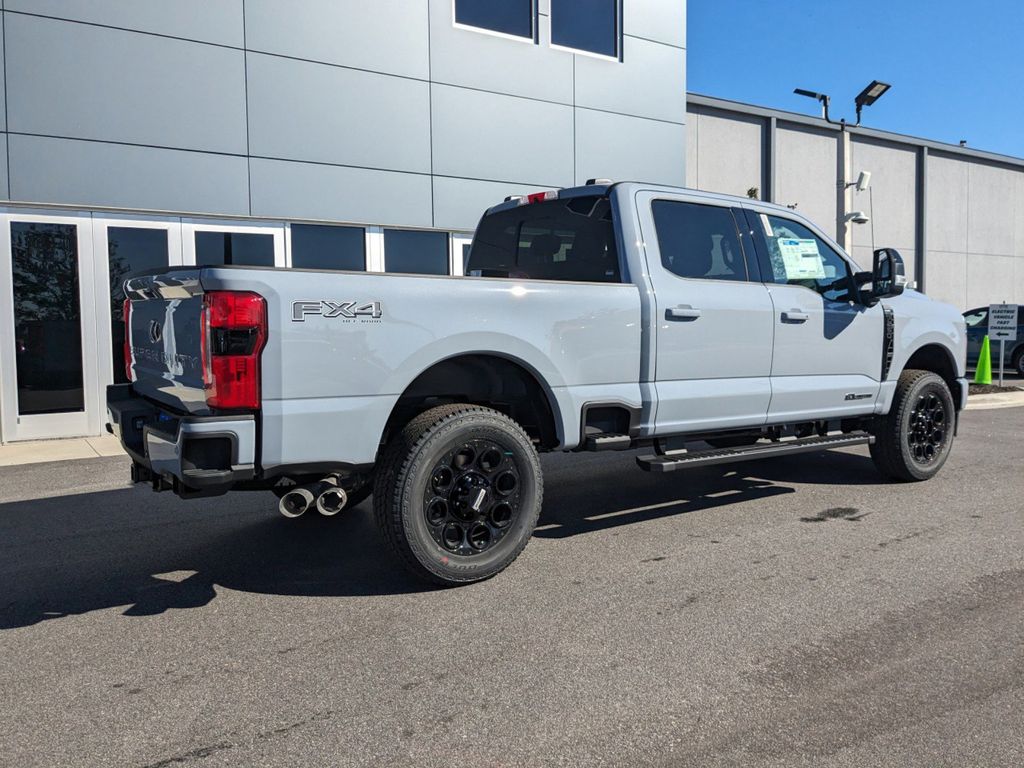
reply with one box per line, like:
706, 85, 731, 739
106, 384, 256, 496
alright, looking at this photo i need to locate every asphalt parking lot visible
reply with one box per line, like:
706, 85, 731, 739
2, 406, 1022, 768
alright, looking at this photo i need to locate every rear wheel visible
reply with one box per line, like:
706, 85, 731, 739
870, 370, 955, 481
374, 404, 542, 586
1013, 347, 1024, 377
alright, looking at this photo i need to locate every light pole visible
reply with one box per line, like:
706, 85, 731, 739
793, 81, 892, 248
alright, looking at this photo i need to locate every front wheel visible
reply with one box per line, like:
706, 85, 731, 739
870, 370, 955, 481
373, 404, 543, 586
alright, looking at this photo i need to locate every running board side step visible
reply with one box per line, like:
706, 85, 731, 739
636, 433, 874, 473
584, 433, 633, 451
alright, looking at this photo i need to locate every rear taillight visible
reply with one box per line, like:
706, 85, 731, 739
201, 291, 267, 410
123, 298, 133, 382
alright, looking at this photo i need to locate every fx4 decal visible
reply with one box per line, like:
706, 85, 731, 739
292, 300, 383, 322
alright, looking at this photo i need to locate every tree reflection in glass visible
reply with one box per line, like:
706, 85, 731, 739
11, 222, 84, 415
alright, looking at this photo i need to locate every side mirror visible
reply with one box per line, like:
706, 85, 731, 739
861, 248, 907, 305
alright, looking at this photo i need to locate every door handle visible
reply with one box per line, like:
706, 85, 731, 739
666, 305, 702, 321
782, 309, 809, 323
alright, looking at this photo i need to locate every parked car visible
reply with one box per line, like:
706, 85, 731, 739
108, 182, 968, 586
964, 306, 1024, 375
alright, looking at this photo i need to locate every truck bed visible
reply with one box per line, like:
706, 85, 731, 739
126, 266, 644, 472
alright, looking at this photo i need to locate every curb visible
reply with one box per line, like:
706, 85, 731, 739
0, 435, 126, 468
965, 391, 1024, 411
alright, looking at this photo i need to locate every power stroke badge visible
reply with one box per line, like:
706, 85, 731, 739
292, 300, 383, 323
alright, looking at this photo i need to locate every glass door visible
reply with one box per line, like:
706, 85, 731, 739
0, 211, 100, 441
92, 215, 183, 392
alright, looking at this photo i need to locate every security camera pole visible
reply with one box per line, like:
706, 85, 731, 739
794, 81, 891, 250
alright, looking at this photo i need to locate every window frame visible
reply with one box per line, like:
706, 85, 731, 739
452, 0, 538, 44
650, 198, 756, 285
94, 216, 182, 386
181, 219, 286, 269
450, 232, 473, 277
549, 0, 623, 62
382, 228, 452, 276
286, 222, 368, 272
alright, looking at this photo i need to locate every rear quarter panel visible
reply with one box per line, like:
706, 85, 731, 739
199, 268, 643, 469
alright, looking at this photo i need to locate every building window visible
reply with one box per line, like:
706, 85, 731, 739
551, 0, 620, 58
290, 224, 366, 271
195, 231, 275, 267
384, 230, 449, 275
454, 0, 534, 40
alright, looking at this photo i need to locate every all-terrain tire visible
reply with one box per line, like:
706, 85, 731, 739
870, 369, 955, 482
373, 404, 543, 586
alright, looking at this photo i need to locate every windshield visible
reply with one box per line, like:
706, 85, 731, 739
467, 195, 620, 283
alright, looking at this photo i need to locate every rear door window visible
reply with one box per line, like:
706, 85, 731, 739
467, 195, 620, 283
651, 200, 749, 282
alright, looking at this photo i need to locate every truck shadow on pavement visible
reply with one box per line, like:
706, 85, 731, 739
0, 450, 883, 629
532, 448, 881, 538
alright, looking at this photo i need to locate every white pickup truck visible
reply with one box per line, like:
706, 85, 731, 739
108, 181, 967, 585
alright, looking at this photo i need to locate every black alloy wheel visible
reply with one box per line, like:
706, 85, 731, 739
906, 391, 950, 466
423, 439, 523, 556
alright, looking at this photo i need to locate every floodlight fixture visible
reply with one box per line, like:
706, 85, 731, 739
794, 88, 832, 121
854, 80, 891, 124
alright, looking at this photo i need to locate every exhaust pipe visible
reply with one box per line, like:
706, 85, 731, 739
278, 487, 315, 518
315, 486, 348, 517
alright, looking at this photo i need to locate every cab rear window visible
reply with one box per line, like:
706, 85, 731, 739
467, 196, 621, 283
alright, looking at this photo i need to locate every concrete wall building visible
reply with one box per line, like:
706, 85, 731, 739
686, 94, 1024, 311
0, 0, 687, 443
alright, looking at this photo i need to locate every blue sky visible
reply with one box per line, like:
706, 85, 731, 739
687, 0, 1024, 158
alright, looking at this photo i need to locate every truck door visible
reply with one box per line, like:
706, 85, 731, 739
635, 191, 774, 434
745, 209, 884, 421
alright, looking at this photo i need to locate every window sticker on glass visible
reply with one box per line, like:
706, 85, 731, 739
777, 238, 826, 280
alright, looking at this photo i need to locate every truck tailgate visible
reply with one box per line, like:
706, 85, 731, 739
125, 270, 208, 413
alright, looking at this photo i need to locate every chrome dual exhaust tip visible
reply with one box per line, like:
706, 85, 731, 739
315, 486, 348, 517
278, 479, 350, 518
278, 487, 315, 518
